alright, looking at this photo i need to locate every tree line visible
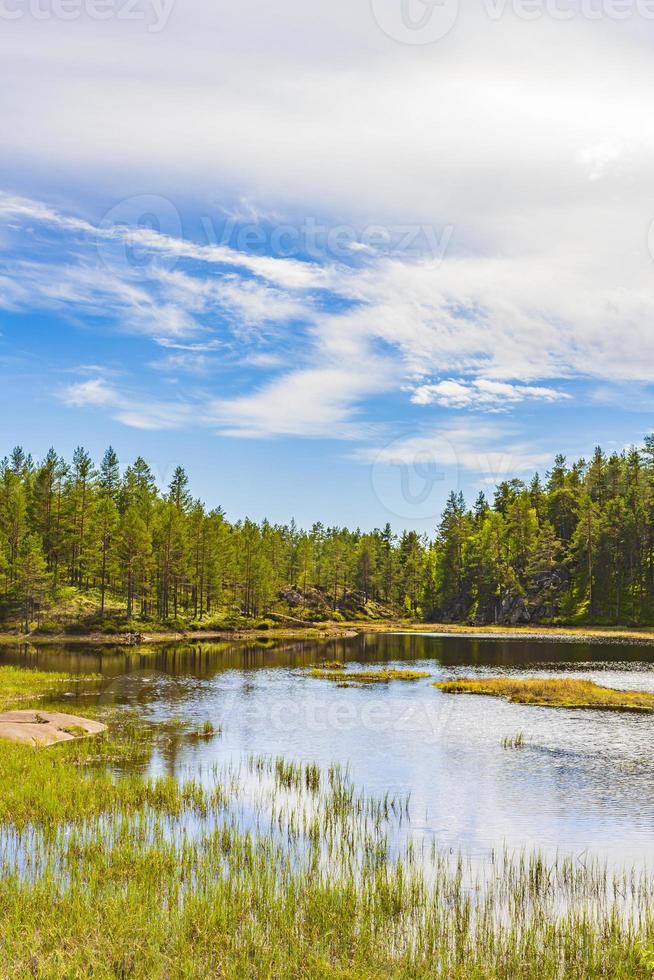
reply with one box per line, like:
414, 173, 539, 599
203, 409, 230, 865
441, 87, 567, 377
1, 439, 654, 631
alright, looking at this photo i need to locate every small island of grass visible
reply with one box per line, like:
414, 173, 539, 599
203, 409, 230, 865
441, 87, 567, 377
309, 667, 430, 684
433, 677, 654, 712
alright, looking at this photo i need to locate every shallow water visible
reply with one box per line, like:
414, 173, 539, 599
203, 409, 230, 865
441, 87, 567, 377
4, 632, 654, 867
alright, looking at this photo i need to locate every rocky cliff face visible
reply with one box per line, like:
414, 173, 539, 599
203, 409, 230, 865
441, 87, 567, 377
278, 585, 397, 621
433, 565, 571, 626
471, 567, 571, 625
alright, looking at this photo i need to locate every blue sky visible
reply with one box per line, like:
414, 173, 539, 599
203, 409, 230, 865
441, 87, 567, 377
1, 3, 654, 531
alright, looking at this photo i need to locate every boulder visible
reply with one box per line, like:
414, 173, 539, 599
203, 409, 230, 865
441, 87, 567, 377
0, 710, 107, 747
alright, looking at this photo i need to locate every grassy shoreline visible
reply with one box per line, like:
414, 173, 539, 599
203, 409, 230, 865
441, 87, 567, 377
3, 620, 654, 646
4, 646, 654, 975
2, 728, 654, 976
435, 676, 654, 712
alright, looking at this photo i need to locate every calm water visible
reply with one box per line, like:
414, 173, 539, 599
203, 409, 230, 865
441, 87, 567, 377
4, 632, 654, 867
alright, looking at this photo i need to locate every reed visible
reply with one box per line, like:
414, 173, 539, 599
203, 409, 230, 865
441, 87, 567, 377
2, 667, 654, 977
0, 664, 100, 711
435, 676, 654, 712
2, 733, 654, 977
308, 668, 431, 684
501, 731, 526, 749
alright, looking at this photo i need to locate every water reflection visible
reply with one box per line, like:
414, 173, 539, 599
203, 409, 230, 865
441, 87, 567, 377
3, 632, 654, 866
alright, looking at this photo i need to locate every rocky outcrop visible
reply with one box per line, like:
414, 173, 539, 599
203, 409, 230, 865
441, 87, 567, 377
471, 566, 571, 625
0, 710, 107, 746
278, 585, 397, 621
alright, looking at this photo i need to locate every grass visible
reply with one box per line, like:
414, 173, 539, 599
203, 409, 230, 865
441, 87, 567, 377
0, 664, 101, 712
501, 731, 526, 749
4, 661, 654, 975
347, 620, 654, 646
0, 714, 217, 829
434, 676, 654, 712
188, 719, 219, 739
308, 667, 431, 684
2, 745, 654, 976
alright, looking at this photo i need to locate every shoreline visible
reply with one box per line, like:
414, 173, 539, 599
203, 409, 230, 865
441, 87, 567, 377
1, 620, 654, 647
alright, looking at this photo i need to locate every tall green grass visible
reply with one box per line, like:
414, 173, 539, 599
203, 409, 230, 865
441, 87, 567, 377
0, 664, 100, 711
1, 743, 654, 977
1, 666, 653, 977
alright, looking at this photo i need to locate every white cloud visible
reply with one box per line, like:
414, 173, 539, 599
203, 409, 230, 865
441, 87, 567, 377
62, 378, 118, 409
62, 378, 193, 430
411, 378, 570, 410
361, 422, 553, 482
148, 352, 214, 375
209, 360, 391, 438
0, 193, 328, 292
7, 188, 654, 450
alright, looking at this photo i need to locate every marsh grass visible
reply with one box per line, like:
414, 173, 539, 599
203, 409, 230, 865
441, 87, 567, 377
0, 714, 199, 830
2, 746, 654, 976
501, 732, 526, 749
435, 676, 654, 712
188, 719, 219, 739
0, 664, 100, 712
308, 668, 431, 684
3, 664, 654, 976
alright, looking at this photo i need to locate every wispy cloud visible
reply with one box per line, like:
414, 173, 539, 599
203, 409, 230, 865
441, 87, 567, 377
4, 188, 653, 461
359, 422, 554, 483
411, 379, 570, 411
62, 378, 194, 430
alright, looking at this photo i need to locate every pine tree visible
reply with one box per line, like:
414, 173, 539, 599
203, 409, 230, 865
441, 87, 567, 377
99, 447, 121, 502
16, 534, 50, 632
118, 508, 151, 619
91, 495, 120, 615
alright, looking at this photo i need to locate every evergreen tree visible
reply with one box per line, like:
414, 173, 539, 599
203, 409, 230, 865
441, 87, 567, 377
99, 447, 121, 502
2, 439, 654, 629
16, 533, 50, 632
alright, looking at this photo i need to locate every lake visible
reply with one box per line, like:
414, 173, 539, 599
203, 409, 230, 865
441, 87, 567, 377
4, 631, 654, 868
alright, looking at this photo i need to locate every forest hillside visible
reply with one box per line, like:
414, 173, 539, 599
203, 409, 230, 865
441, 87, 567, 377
1, 440, 654, 633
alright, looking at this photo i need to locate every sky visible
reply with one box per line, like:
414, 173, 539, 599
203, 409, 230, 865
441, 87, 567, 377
1, 0, 654, 532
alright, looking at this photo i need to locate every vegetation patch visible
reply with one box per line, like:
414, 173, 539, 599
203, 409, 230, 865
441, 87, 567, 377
0, 669, 653, 977
501, 732, 526, 749
434, 676, 654, 712
2, 745, 654, 976
0, 664, 100, 711
188, 720, 219, 739
309, 667, 430, 684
